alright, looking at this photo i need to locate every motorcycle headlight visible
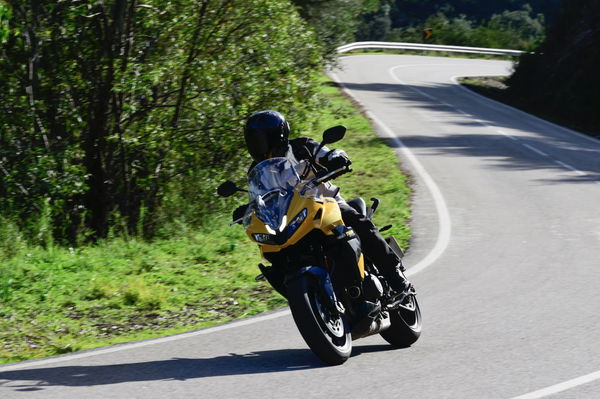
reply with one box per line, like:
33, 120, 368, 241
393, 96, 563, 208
253, 233, 277, 244
287, 208, 308, 237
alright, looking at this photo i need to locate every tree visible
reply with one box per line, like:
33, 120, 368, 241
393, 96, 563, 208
292, 0, 380, 53
0, 0, 323, 242
359, 1, 547, 49
356, 3, 392, 41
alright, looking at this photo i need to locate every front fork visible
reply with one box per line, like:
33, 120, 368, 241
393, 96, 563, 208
286, 266, 346, 315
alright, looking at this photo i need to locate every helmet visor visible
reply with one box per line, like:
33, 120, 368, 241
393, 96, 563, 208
246, 131, 271, 161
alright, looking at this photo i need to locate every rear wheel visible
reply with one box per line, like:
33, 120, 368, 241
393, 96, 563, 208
380, 293, 422, 347
287, 275, 352, 365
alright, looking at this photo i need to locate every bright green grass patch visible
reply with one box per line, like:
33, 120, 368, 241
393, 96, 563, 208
0, 220, 276, 363
0, 74, 411, 364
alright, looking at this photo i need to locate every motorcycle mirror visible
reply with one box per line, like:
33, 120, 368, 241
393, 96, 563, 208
217, 181, 241, 198
322, 125, 346, 145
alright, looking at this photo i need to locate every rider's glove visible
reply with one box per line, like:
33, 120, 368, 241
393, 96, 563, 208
317, 149, 351, 177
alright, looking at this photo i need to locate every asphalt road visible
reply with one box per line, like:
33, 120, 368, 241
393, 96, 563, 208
2, 55, 600, 398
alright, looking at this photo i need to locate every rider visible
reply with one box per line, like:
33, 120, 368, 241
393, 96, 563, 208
243, 110, 411, 294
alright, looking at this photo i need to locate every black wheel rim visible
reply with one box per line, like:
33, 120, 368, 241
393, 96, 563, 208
312, 291, 345, 338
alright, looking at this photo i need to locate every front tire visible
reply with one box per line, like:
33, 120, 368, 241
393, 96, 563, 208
287, 275, 352, 365
380, 293, 422, 347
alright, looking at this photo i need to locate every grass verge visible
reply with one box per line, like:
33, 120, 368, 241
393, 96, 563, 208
0, 74, 411, 364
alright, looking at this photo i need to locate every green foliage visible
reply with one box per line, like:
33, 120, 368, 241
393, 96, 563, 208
357, 1, 556, 50
382, 0, 561, 27
0, 0, 324, 243
0, 217, 276, 363
292, 0, 380, 55
0, 1, 9, 44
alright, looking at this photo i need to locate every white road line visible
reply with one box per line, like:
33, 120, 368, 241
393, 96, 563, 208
497, 129, 519, 141
330, 70, 452, 277
0, 309, 292, 372
450, 75, 600, 146
554, 160, 585, 175
522, 143, 549, 157
387, 67, 593, 179
365, 111, 452, 277
511, 370, 600, 399
386, 65, 600, 398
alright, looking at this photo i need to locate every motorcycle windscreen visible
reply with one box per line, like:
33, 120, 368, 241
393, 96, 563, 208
254, 190, 294, 232
247, 157, 303, 195
246, 158, 299, 231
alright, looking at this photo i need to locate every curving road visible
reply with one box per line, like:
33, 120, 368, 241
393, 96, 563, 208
2, 55, 600, 398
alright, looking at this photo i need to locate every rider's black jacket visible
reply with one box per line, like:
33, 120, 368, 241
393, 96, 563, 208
248, 137, 346, 173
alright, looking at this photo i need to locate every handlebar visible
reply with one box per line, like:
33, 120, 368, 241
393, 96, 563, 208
313, 166, 351, 185
299, 166, 351, 196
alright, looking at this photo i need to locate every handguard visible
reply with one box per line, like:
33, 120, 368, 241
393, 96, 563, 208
317, 149, 352, 176
231, 204, 248, 225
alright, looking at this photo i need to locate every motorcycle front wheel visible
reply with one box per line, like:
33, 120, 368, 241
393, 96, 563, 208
380, 293, 422, 347
287, 275, 352, 365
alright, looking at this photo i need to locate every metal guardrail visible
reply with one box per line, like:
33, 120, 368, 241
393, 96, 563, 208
336, 41, 524, 56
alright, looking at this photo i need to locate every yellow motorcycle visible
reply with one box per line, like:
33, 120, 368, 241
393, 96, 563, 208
218, 126, 421, 365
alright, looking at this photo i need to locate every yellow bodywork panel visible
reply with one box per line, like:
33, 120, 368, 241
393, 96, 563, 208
246, 192, 343, 253
357, 253, 365, 279
246, 191, 365, 279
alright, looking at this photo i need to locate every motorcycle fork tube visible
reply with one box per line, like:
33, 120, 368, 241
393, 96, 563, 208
285, 266, 344, 315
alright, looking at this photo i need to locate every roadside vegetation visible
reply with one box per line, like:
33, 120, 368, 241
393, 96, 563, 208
356, 1, 560, 50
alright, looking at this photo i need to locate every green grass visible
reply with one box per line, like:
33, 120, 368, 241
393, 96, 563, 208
0, 221, 277, 363
0, 74, 411, 364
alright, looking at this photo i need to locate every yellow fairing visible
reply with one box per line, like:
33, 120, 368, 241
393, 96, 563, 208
246, 192, 342, 253
357, 253, 365, 279
246, 192, 365, 278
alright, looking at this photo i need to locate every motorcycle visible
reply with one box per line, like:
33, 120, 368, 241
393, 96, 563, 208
217, 126, 421, 365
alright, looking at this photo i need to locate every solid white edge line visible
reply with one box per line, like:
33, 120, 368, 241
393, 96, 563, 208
365, 111, 451, 277
328, 70, 451, 277
0, 309, 291, 372
449, 74, 597, 180
554, 160, 585, 175
443, 70, 600, 399
522, 143, 549, 157
510, 370, 600, 399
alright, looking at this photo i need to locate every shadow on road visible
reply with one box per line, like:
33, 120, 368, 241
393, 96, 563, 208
0, 344, 402, 391
0, 349, 323, 391
336, 80, 600, 184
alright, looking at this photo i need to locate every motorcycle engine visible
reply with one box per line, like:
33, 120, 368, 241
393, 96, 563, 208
363, 273, 384, 302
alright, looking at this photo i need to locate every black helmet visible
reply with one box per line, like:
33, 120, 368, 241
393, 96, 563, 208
244, 110, 290, 162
